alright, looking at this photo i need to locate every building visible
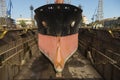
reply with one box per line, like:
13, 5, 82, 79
103, 17, 120, 28
16, 18, 33, 28
82, 16, 89, 24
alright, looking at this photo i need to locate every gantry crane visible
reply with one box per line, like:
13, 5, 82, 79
96, 0, 104, 21
91, 0, 104, 28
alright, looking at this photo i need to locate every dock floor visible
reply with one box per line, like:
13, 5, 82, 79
15, 51, 102, 80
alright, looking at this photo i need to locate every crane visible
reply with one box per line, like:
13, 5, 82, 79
91, 0, 104, 28
91, 8, 97, 22
0, 0, 13, 18
96, 0, 103, 21
7, 0, 13, 18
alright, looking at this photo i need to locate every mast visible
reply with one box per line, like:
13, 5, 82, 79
55, 0, 64, 4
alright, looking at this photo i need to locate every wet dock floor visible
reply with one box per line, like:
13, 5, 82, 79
15, 51, 102, 80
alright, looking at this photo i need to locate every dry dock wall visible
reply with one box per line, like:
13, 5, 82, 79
78, 28, 120, 80
0, 29, 39, 80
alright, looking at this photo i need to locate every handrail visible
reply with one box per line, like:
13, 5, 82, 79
2, 49, 23, 64
0, 38, 37, 65
107, 49, 120, 57
92, 48, 117, 64
0, 38, 35, 55
78, 41, 118, 65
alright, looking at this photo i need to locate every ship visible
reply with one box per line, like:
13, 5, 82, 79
34, 0, 82, 75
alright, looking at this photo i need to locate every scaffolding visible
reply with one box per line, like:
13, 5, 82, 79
0, 0, 7, 17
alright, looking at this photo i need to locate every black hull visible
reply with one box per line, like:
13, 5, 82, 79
35, 4, 82, 36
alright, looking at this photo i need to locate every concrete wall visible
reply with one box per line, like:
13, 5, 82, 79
78, 28, 120, 80
0, 30, 39, 80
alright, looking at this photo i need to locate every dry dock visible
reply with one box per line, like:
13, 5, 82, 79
0, 28, 120, 80
15, 51, 102, 80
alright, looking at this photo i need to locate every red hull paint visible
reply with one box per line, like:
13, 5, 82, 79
38, 33, 78, 72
